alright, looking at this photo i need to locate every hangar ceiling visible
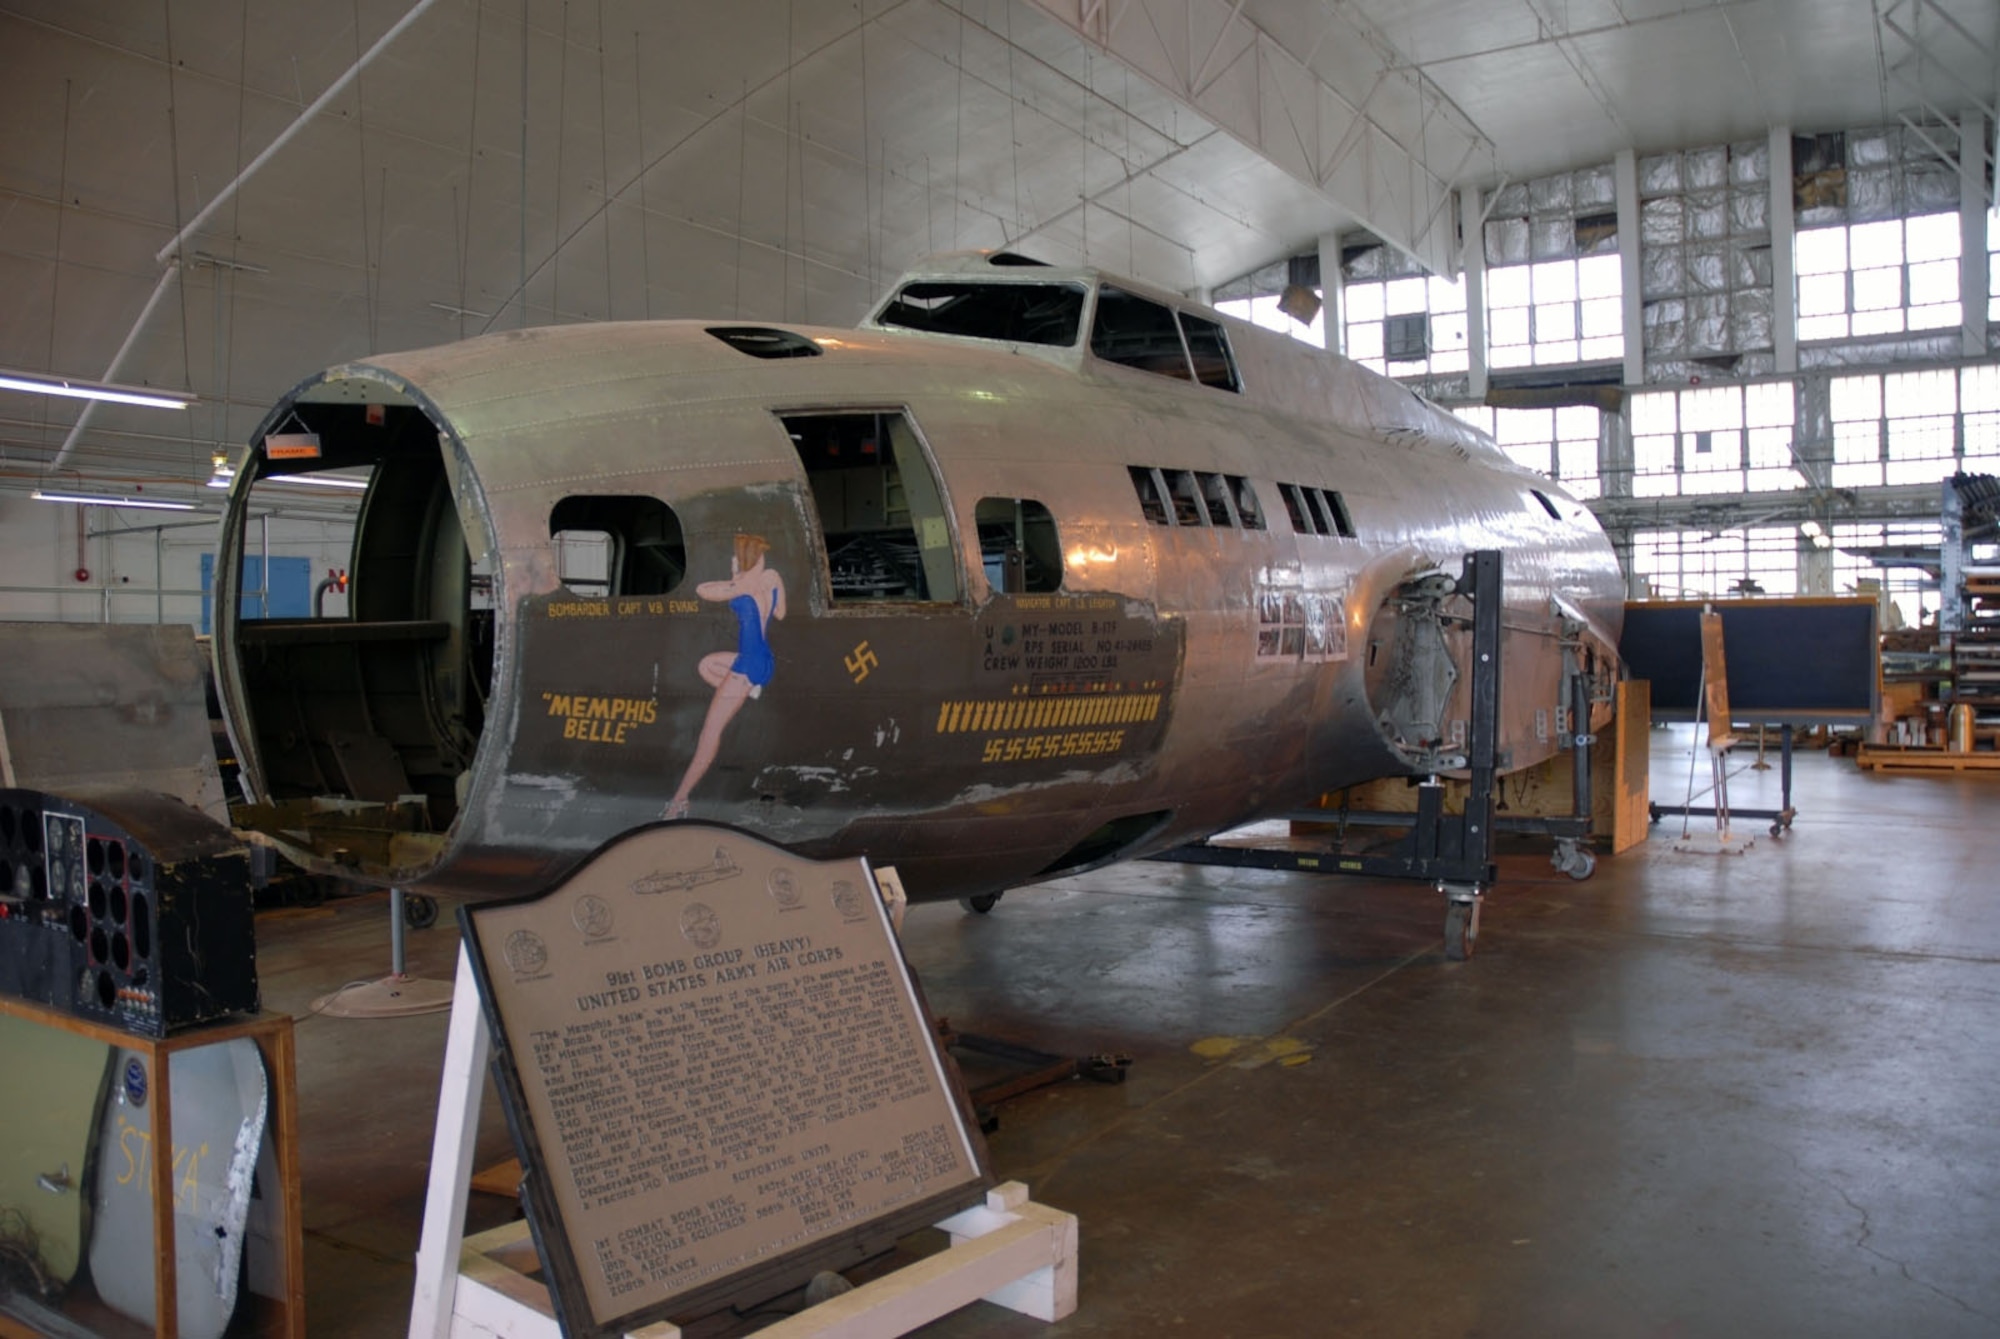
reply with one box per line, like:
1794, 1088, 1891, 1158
0, 0, 1993, 492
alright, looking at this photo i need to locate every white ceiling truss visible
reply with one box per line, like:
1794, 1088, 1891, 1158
1873, 0, 1998, 187
1029, 0, 1496, 274
2, 0, 1996, 493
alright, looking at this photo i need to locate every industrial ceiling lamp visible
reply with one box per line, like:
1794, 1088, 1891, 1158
32, 489, 197, 512
0, 369, 196, 411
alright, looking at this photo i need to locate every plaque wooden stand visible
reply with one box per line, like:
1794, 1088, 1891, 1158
409, 947, 1078, 1339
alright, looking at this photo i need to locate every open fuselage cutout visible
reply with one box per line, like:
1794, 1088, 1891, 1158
781, 411, 960, 604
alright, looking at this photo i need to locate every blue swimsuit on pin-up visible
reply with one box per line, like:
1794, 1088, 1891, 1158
728, 590, 776, 686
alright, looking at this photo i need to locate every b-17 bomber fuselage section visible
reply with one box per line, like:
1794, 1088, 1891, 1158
211, 252, 1623, 903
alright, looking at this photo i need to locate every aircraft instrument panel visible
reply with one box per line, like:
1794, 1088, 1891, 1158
0, 787, 258, 1036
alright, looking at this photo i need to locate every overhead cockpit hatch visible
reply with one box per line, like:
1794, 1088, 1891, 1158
705, 326, 824, 359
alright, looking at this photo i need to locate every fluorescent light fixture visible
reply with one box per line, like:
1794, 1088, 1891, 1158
33, 489, 197, 512
0, 370, 195, 411
268, 472, 368, 490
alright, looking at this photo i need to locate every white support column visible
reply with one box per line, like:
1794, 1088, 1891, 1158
1769, 127, 1797, 374
1459, 187, 1488, 400
1317, 232, 1345, 357
1961, 113, 1989, 359
1615, 149, 1643, 388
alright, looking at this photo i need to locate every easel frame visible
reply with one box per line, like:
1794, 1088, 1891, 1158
408, 947, 1078, 1339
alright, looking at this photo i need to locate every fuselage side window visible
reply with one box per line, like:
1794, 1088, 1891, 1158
1130, 466, 1171, 525
1280, 483, 1313, 534
1319, 489, 1357, 538
1091, 287, 1193, 380
1164, 470, 1207, 526
1195, 471, 1236, 527
975, 498, 1063, 594
1178, 313, 1240, 391
1230, 476, 1266, 530
781, 411, 961, 603
548, 495, 686, 596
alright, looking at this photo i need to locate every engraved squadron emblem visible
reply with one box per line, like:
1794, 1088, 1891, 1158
572, 894, 614, 941
503, 929, 550, 979
679, 901, 722, 950
767, 867, 802, 909
831, 879, 869, 921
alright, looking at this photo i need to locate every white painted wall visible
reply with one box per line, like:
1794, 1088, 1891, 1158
0, 496, 353, 628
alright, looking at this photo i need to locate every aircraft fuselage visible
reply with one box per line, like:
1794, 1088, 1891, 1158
212, 256, 1623, 902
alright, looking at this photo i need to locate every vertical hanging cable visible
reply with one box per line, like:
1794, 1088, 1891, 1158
796, 98, 808, 324
596, 0, 611, 320
783, 0, 795, 321
222, 0, 251, 454
42, 78, 72, 450
953, 11, 964, 246
166, 0, 193, 405
458, 0, 484, 338
634, 31, 652, 319
861, 20, 873, 295
733, 79, 748, 319
551, 0, 571, 322
518, 0, 529, 328
351, 0, 379, 350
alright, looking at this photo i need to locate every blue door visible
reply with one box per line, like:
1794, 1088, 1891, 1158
199, 554, 312, 633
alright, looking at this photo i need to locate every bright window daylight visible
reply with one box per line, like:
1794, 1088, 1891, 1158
1795, 212, 1960, 341
1629, 382, 1798, 497
1343, 275, 1467, 376
1486, 255, 1622, 368
1830, 365, 2000, 488
1451, 405, 1601, 499
1214, 292, 1326, 349
1628, 526, 1801, 599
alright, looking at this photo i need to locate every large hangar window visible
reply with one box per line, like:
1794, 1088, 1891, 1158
548, 495, 686, 596
975, 498, 1063, 594
874, 282, 1085, 346
782, 411, 960, 604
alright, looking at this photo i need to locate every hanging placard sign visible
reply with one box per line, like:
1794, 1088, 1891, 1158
263, 432, 321, 460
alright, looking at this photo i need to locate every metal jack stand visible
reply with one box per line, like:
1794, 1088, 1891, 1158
935, 1020, 1131, 1133
309, 887, 456, 1017
1150, 550, 1506, 961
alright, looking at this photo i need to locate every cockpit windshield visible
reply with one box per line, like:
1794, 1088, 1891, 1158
874, 281, 1086, 347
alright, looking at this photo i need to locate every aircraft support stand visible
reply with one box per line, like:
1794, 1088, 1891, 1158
1151, 550, 1505, 961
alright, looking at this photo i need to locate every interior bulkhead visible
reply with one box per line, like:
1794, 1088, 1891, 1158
214, 385, 506, 869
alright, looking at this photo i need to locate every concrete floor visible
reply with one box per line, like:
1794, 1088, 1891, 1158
264, 729, 2000, 1337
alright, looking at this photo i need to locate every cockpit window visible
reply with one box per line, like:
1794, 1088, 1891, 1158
1179, 313, 1240, 391
874, 281, 1085, 346
1091, 287, 1191, 380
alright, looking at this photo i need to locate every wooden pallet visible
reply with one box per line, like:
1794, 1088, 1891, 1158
1855, 746, 2000, 774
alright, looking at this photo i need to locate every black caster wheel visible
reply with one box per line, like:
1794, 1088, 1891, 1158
959, 891, 1003, 915
1552, 843, 1597, 880
403, 893, 440, 930
1444, 900, 1480, 961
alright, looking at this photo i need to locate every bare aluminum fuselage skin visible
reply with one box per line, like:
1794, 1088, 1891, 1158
213, 261, 1624, 902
